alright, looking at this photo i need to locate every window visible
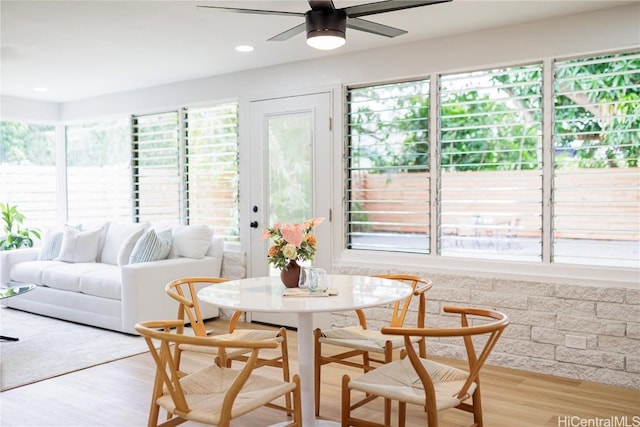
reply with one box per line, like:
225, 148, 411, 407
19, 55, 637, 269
66, 118, 131, 223
346, 80, 430, 253
0, 121, 57, 230
439, 64, 543, 261
183, 103, 239, 242
131, 104, 240, 240
345, 50, 639, 268
131, 112, 181, 224
553, 52, 639, 267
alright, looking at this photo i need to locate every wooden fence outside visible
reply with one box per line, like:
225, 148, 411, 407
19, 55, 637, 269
352, 168, 639, 240
2, 164, 638, 241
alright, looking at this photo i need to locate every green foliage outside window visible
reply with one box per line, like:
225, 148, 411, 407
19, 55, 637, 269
554, 52, 639, 169
0, 122, 55, 165
349, 52, 638, 172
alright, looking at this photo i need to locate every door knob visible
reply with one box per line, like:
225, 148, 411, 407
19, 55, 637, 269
250, 221, 259, 228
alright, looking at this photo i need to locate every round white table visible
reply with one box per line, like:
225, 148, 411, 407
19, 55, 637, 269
198, 274, 412, 427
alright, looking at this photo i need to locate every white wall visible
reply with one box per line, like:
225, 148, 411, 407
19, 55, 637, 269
0, 95, 59, 122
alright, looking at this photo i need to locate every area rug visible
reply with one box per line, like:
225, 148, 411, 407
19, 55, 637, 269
0, 308, 150, 391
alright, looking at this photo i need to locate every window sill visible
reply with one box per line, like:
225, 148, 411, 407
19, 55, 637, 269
334, 249, 639, 289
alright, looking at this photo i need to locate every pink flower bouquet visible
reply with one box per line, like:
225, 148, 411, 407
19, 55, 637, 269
261, 217, 325, 270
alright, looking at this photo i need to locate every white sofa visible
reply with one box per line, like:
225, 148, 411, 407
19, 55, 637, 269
0, 222, 222, 334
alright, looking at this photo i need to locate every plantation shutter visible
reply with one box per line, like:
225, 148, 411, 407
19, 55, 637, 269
553, 51, 640, 268
345, 80, 430, 253
438, 64, 543, 261
183, 103, 240, 241
131, 112, 181, 224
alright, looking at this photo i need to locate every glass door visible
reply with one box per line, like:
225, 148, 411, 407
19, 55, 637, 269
248, 92, 332, 328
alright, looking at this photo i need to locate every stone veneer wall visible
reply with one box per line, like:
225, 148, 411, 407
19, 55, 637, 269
217, 251, 248, 322
333, 265, 640, 390
215, 253, 639, 389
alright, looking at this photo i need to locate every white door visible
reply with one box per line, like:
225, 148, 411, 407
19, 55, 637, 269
248, 92, 332, 329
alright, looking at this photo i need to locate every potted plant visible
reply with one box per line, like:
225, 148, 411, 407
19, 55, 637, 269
0, 202, 41, 250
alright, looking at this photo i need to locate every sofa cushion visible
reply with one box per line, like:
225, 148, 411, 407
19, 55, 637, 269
129, 229, 172, 264
10, 260, 65, 285
100, 222, 147, 266
42, 263, 114, 292
79, 268, 122, 300
56, 225, 106, 263
169, 225, 213, 259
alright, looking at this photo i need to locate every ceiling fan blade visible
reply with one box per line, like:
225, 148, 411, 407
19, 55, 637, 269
347, 17, 406, 38
308, 0, 335, 11
268, 23, 307, 41
197, 5, 303, 18
344, 0, 452, 18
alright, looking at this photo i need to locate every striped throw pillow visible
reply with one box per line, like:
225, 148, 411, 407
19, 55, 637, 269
129, 229, 172, 264
37, 231, 63, 260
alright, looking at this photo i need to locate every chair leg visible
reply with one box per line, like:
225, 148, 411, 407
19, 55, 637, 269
398, 402, 406, 427
472, 383, 483, 427
362, 350, 371, 372
279, 328, 293, 413
342, 375, 351, 427
292, 375, 302, 426
384, 398, 392, 426
148, 373, 164, 427
314, 327, 322, 416
148, 403, 160, 427
383, 344, 393, 426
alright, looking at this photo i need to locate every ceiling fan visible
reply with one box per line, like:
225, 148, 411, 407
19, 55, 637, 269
197, 0, 452, 50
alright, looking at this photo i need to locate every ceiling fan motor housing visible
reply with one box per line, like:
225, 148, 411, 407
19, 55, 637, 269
305, 9, 347, 39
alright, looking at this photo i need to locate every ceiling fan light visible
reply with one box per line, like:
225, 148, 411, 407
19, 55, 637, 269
305, 9, 346, 50
306, 33, 345, 50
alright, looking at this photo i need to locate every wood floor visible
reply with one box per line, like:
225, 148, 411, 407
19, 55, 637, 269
1, 319, 638, 426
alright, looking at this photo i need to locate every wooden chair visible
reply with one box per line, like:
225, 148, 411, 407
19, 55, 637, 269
165, 277, 292, 412
313, 274, 433, 421
342, 306, 509, 427
136, 320, 302, 427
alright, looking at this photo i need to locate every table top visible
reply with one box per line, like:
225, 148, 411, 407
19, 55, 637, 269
0, 284, 36, 299
197, 274, 412, 314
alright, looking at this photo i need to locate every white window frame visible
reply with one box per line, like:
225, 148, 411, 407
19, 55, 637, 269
338, 50, 638, 286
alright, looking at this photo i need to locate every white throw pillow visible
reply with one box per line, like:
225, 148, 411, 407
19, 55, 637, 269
55, 225, 105, 263
170, 225, 213, 259
37, 231, 64, 260
129, 229, 172, 264
100, 222, 146, 265
116, 226, 148, 266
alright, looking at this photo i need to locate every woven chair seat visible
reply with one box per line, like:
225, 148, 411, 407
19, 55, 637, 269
179, 329, 283, 357
314, 275, 433, 421
320, 325, 422, 352
157, 364, 296, 425
348, 356, 475, 410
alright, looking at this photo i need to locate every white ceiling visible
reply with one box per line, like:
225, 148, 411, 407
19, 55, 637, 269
0, 0, 633, 103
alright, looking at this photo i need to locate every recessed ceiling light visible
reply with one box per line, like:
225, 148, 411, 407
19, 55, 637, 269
32, 87, 49, 93
235, 45, 254, 52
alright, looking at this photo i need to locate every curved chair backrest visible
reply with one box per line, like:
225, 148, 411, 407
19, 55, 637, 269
372, 274, 433, 328
165, 277, 229, 337
135, 320, 282, 426
382, 305, 509, 400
